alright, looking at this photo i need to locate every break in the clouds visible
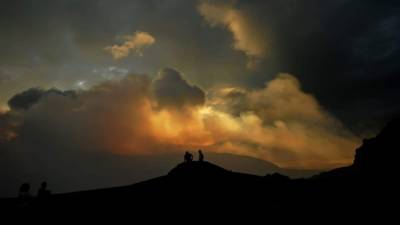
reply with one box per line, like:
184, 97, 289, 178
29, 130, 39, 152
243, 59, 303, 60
105, 31, 155, 59
0, 68, 359, 171
198, 1, 268, 69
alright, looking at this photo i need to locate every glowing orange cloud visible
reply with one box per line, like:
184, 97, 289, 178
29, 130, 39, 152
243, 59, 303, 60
97, 73, 360, 169
0, 71, 360, 170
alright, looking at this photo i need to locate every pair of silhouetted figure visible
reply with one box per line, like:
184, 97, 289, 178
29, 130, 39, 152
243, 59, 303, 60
18, 181, 51, 200
184, 150, 204, 163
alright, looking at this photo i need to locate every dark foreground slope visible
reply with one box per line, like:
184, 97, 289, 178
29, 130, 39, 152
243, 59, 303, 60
1, 118, 399, 218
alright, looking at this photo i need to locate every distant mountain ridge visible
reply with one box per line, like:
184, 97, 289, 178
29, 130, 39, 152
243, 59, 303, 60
206, 152, 321, 178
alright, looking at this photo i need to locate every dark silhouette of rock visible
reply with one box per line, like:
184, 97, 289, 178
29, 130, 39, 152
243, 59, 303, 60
315, 116, 400, 182
264, 173, 291, 183
353, 117, 399, 174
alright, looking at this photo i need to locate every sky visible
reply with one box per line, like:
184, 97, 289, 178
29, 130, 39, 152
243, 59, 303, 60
0, 0, 399, 195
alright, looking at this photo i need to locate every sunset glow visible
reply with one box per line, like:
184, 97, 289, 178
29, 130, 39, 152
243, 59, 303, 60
1, 0, 397, 198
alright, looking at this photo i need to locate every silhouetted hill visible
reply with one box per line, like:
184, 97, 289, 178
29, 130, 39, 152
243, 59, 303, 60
2, 118, 399, 218
206, 152, 321, 178
1, 161, 287, 217
315, 116, 400, 181
168, 161, 229, 177
353, 117, 399, 173
0, 151, 318, 198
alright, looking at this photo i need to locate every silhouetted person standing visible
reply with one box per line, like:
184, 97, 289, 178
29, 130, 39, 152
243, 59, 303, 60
198, 150, 204, 162
37, 181, 51, 198
184, 151, 193, 163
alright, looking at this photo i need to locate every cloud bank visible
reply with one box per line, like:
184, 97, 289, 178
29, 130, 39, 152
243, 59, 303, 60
0, 68, 359, 171
205, 74, 359, 168
105, 31, 155, 59
151, 68, 205, 109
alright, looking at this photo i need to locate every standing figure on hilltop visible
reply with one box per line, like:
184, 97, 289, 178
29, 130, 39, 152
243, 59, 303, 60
184, 151, 193, 163
37, 181, 51, 198
198, 150, 204, 162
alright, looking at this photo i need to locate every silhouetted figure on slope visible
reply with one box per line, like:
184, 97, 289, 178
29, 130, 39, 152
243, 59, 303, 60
18, 182, 32, 208
184, 151, 193, 163
198, 150, 204, 162
19, 183, 32, 199
37, 181, 51, 198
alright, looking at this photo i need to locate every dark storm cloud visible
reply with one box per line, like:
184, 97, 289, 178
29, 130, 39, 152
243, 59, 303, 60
0, 0, 248, 108
151, 68, 205, 108
7, 88, 76, 110
240, 0, 400, 133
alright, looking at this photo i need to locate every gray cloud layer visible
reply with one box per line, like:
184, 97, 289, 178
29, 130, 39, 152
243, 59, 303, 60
151, 68, 205, 108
